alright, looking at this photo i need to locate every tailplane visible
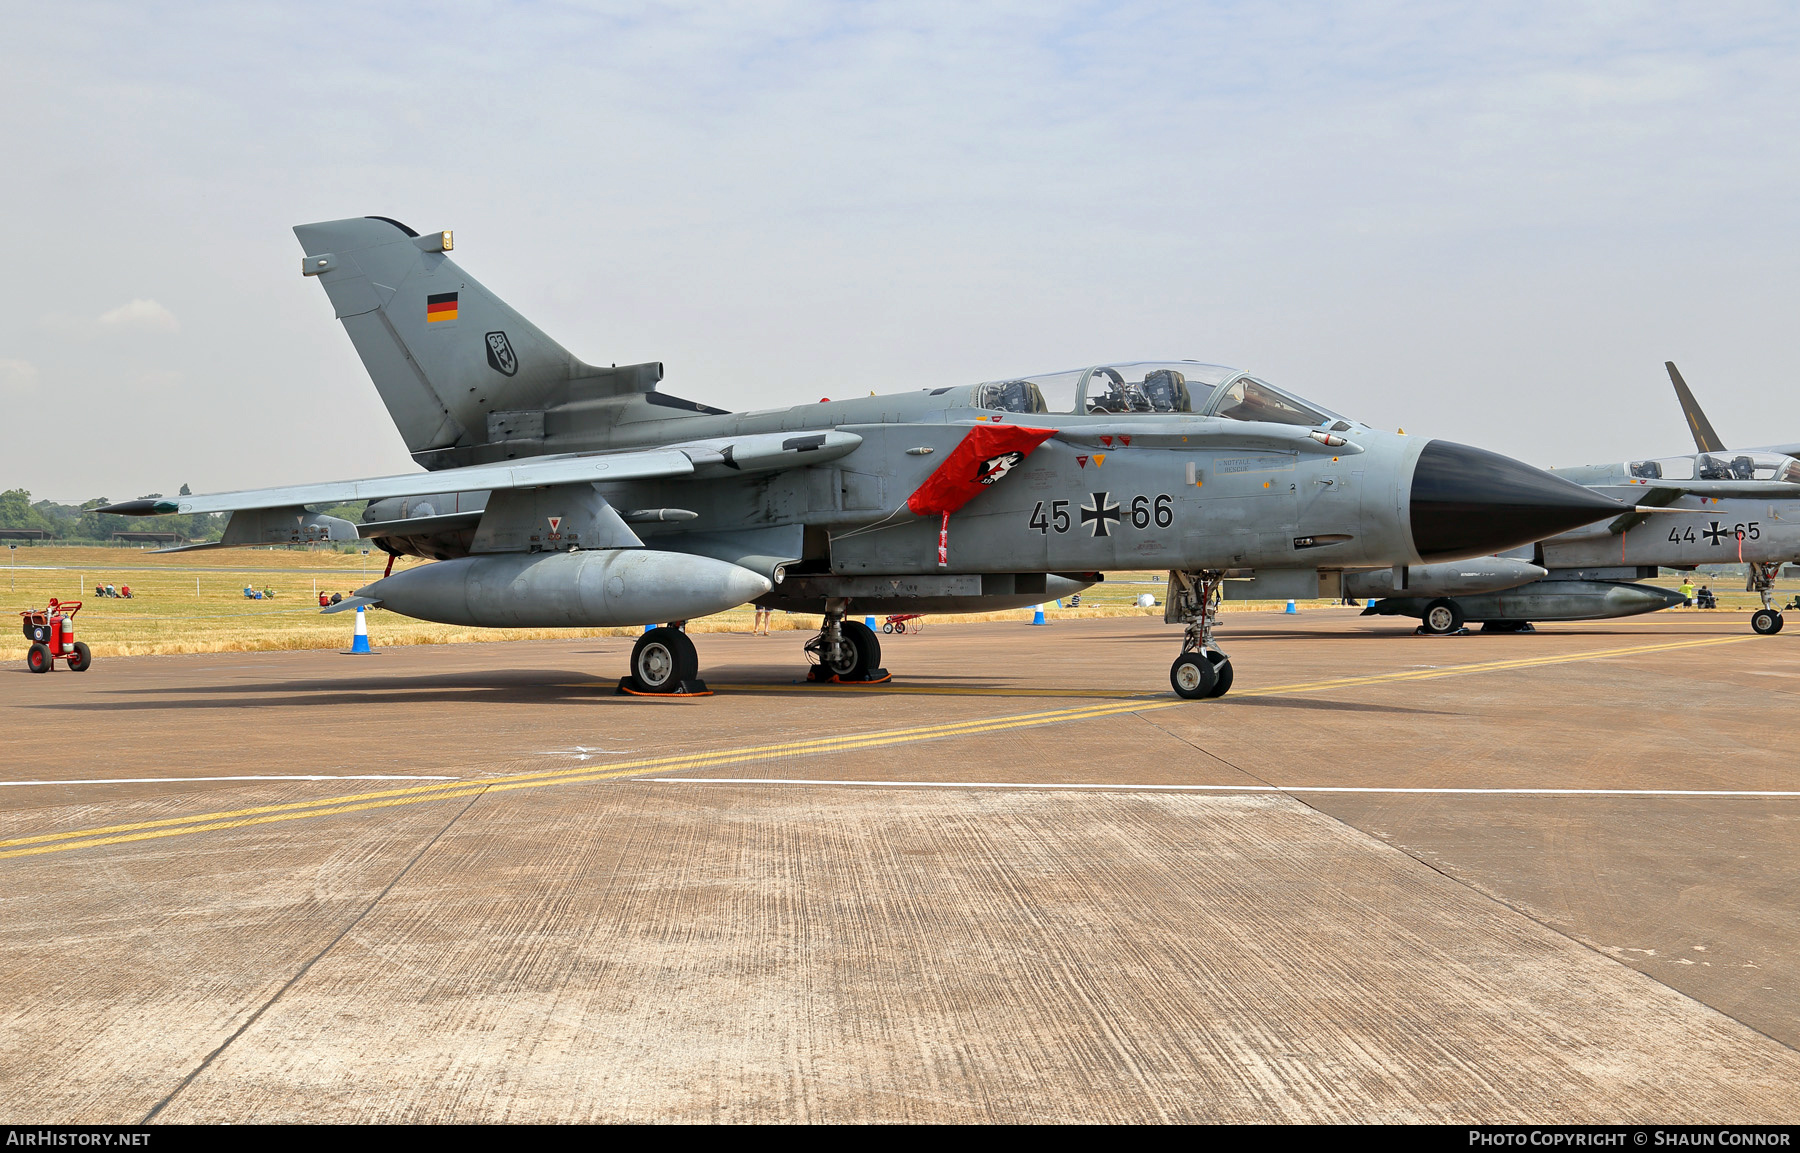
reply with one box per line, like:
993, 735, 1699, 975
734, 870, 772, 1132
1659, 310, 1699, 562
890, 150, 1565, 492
294, 216, 653, 467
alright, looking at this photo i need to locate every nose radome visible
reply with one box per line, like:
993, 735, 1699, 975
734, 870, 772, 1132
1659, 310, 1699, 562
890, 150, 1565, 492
1409, 440, 1625, 563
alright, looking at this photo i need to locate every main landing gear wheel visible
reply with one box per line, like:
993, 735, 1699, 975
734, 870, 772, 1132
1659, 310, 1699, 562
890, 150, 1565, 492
1752, 609, 1784, 635
623, 626, 704, 694
26, 642, 52, 673
809, 619, 885, 682
1420, 598, 1465, 635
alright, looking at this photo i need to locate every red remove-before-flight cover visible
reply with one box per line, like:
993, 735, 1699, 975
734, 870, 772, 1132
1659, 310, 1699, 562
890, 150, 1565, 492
905, 424, 1057, 517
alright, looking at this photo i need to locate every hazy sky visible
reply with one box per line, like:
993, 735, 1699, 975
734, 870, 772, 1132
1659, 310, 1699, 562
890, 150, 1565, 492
4, 1, 1797, 501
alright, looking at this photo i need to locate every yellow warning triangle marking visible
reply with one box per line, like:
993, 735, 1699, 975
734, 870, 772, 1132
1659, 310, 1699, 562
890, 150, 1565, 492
1092, 453, 1105, 467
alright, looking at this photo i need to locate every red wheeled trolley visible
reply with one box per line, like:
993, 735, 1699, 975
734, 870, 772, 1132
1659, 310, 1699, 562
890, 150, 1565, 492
20, 599, 91, 673
880, 614, 926, 635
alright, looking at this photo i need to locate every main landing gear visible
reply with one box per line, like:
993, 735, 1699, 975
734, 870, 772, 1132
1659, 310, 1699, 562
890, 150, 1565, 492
1749, 562, 1785, 635
619, 625, 711, 696
1168, 570, 1232, 700
1417, 598, 1468, 635
804, 599, 889, 684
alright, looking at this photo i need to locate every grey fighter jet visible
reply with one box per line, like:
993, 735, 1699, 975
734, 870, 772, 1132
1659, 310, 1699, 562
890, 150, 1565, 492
104, 216, 1627, 698
1361, 363, 1800, 636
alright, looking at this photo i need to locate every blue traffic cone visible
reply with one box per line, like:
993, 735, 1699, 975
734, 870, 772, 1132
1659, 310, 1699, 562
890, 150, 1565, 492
349, 606, 373, 653
1285, 599, 1297, 614
1032, 603, 1047, 625
864, 615, 876, 630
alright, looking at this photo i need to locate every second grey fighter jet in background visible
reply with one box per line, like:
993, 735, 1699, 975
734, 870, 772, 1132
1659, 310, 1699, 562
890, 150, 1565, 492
107, 216, 1629, 697
1362, 362, 1800, 635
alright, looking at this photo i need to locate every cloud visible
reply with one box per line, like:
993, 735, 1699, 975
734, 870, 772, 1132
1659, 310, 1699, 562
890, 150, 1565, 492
0, 359, 41, 394
98, 298, 180, 333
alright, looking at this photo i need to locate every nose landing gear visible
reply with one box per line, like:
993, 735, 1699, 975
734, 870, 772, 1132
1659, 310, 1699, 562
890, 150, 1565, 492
805, 600, 890, 683
1168, 570, 1233, 699
1749, 563, 1784, 635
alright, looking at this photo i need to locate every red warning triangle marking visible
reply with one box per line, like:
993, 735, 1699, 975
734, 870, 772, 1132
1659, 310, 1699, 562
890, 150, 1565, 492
1076, 455, 1088, 468
548, 517, 563, 533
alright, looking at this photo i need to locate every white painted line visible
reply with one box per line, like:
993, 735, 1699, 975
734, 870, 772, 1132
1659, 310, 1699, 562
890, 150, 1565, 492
0, 775, 459, 787
649, 777, 1800, 798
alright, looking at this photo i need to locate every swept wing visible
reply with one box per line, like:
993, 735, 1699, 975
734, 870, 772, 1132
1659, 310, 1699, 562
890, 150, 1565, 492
102, 431, 863, 517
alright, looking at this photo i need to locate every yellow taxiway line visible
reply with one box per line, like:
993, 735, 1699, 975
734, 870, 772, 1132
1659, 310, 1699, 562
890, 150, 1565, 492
0, 633, 1752, 862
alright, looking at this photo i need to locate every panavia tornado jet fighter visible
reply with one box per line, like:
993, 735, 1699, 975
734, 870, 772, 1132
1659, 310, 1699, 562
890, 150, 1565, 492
105, 216, 1630, 697
1361, 362, 1800, 636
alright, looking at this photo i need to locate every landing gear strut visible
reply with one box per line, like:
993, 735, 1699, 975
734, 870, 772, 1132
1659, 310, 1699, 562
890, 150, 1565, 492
1168, 570, 1232, 700
805, 599, 889, 683
1749, 562, 1785, 635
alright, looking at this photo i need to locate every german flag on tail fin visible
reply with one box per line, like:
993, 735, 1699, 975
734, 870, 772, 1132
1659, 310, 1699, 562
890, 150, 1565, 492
426, 292, 458, 323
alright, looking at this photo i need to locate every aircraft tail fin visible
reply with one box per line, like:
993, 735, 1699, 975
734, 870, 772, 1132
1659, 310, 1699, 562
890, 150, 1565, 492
1665, 361, 1728, 453
293, 216, 653, 467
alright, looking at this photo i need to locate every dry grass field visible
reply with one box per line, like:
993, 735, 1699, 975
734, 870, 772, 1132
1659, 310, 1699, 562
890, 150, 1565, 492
1, 545, 1175, 659
5, 544, 1787, 661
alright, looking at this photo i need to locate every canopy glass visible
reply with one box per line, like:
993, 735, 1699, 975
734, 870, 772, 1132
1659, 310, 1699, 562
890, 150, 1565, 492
972, 361, 1346, 427
1628, 452, 1800, 484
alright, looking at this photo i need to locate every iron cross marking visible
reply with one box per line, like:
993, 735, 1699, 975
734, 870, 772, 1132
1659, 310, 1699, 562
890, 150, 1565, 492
1080, 492, 1121, 537
1702, 521, 1730, 545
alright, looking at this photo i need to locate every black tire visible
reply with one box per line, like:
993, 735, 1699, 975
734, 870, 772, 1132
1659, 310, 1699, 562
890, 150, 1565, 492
68, 641, 92, 672
882, 622, 894, 634
27, 643, 52, 673
1421, 598, 1464, 635
1752, 609, 1784, 636
1202, 651, 1233, 699
1170, 653, 1218, 699
630, 627, 699, 692
820, 620, 881, 680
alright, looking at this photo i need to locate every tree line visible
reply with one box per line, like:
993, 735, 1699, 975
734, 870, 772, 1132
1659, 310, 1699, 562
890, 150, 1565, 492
1, 488, 365, 542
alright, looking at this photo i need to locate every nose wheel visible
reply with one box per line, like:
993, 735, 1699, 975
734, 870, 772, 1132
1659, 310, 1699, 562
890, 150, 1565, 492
1170, 648, 1232, 700
1168, 570, 1233, 699
1749, 564, 1785, 635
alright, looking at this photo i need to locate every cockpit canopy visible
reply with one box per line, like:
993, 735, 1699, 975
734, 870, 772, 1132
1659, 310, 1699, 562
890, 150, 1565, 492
1627, 451, 1800, 484
972, 361, 1350, 428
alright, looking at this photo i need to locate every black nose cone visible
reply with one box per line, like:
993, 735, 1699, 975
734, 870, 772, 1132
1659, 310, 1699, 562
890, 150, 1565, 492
1410, 440, 1624, 562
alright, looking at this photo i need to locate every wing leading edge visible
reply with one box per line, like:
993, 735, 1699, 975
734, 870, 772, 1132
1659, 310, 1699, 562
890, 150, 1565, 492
100, 431, 866, 518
